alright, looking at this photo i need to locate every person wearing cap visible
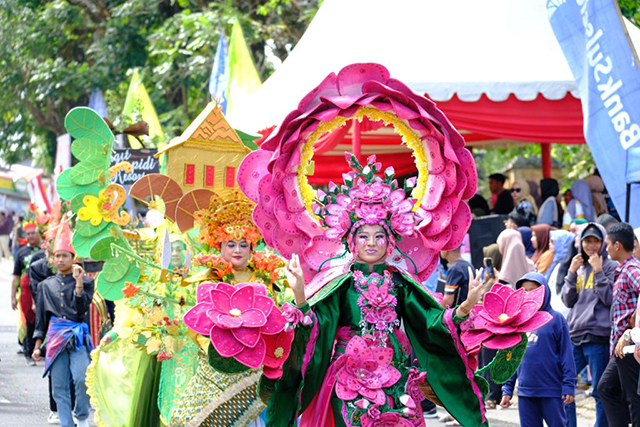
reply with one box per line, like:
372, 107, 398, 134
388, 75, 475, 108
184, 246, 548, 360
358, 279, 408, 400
489, 173, 514, 215
11, 220, 44, 366
501, 272, 576, 427
561, 222, 617, 427
32, 219, 94, 427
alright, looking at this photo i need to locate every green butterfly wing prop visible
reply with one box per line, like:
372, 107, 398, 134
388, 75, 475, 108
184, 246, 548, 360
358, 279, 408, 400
57, 107, 114, 199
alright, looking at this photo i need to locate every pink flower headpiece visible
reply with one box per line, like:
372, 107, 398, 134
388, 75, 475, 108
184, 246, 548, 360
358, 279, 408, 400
314, 153, 417, 250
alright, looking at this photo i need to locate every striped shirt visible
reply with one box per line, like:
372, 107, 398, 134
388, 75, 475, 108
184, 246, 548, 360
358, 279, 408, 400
611, 256, 640, 353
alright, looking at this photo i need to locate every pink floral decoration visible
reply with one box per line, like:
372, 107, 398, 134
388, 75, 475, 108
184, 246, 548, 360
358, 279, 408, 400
461, 284, 553, 350
360, 409, 414, 427
237, 63, 478, 292
182, 282, 286, 369
262, 329, 295, 379
404, 368, 426, 409
335, 335, 401, 405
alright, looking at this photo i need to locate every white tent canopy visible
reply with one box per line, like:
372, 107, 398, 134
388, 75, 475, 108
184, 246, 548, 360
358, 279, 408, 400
228, 0, 640, 134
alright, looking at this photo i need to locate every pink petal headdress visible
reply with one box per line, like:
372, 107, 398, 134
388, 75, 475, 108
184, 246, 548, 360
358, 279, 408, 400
237, 63, 478, 293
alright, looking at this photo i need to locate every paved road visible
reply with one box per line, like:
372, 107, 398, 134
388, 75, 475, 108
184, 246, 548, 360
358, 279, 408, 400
0, 259, 595, 426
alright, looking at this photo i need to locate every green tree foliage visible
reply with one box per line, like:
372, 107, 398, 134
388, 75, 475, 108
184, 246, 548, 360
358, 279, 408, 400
0, 0, 320, 168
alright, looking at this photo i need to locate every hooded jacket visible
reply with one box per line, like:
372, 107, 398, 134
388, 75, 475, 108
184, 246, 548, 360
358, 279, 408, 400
561, 222, 618, 342
503, 272, 576, 398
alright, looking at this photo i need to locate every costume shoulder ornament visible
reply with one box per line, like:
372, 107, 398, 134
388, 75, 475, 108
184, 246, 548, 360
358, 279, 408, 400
238, 63, 477, 297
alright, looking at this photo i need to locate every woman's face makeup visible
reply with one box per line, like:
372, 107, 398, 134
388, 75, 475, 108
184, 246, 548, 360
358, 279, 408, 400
355, 224, 388, 264
221, 239, 251, 270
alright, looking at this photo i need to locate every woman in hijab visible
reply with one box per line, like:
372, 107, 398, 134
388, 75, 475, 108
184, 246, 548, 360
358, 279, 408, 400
566, 180, 596, 222
519, 227, 535, 258
548, 230, 575, 282
497, 229, 535, 286
586, 175, 608, 217
538, 178, 562, 227
547, 229, 576, 316
531, 224, 554, 275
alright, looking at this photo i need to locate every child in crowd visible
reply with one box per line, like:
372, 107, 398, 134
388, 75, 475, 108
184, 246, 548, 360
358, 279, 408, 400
501, 272, 576, 427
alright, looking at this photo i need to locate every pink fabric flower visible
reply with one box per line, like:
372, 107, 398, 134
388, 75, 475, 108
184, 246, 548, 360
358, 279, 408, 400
182, 282, 286, 369
355, 203, 388, 224
360, 410, 414, 427
361, 279, 396, 309
335, 335, 401, 405
349, 181, 392, 204
324, 204, 351, 239
461, 284, 553, 350
262, 329, 294, 379
363, 307, 398, 331
405, 368, 426, 408
281, 302, 303, 325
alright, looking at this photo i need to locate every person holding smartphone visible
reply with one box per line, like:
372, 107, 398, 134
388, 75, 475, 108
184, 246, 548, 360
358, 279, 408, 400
561, 222, 617, 427
32, 219, 94, 427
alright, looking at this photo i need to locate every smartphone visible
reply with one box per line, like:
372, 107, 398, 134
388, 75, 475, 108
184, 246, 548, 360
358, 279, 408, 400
484, 257, 495, 278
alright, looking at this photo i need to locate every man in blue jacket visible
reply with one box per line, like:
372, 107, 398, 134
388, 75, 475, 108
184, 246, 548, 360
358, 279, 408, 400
501, 272, 577, 427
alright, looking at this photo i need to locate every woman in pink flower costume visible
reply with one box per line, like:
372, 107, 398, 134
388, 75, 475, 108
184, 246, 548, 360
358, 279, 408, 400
257, 154, 486, 427
171, 196, 289, 427
236, 63, 548, 426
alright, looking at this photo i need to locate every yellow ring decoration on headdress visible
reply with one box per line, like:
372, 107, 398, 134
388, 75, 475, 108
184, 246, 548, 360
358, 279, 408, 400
297, 106, 429, 217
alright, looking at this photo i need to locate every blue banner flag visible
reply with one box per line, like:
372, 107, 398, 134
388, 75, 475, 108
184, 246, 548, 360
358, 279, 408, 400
548, 0, 640, 226
209, 32, 230, 114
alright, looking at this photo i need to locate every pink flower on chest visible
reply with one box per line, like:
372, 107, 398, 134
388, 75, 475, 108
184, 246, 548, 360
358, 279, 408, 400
361, 280, 396, 308
182, 282, 286, 369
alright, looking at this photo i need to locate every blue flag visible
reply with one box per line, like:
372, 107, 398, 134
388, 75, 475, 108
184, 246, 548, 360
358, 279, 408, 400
209, 32, 230, 114
548, 0, 640, 226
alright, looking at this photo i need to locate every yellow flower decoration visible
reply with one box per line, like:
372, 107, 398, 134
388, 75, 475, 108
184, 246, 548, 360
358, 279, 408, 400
77, 184, 130, 226
78, 191, 112, 226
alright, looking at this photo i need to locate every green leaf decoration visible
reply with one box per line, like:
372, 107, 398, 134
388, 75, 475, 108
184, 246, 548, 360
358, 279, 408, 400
96, 273, 125, 301
89, 235, 118, 261
474, 373, 490, 399
96, 265, 140, 301
70, 194, 86, 213
102, 254, 132, 282
489, 334, 529, 384
71, 137, 110, 161
70, 157, 110, 186
75, 218, 110, 238
56, 169, 102, 202
64, 107, 113, 147
72, 231, 107, 258
208, 342, 250, 374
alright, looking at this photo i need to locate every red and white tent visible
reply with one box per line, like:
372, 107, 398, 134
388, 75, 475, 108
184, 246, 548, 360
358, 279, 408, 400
227, 0, 640, 184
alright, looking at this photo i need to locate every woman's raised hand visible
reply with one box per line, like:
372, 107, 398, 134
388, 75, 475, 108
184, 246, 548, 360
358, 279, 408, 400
466, 267, 484, 307
286, 254, 307, 305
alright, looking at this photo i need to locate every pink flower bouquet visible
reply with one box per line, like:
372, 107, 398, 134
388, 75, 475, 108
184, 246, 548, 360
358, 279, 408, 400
461, 284, 553, 350
183, 282, 287, 370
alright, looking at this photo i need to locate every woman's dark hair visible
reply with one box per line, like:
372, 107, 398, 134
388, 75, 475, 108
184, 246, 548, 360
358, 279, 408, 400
540, 178, 559, 201
607, 222, 635, 252
508, 211, 530, 228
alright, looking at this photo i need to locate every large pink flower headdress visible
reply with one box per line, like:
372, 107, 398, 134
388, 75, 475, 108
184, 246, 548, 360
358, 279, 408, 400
315, 153, 417, 255
237, 63, 478, 297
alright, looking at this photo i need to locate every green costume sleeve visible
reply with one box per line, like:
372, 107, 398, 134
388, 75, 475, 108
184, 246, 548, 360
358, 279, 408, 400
397, 273, 488, 426
264, 276, 348, 427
